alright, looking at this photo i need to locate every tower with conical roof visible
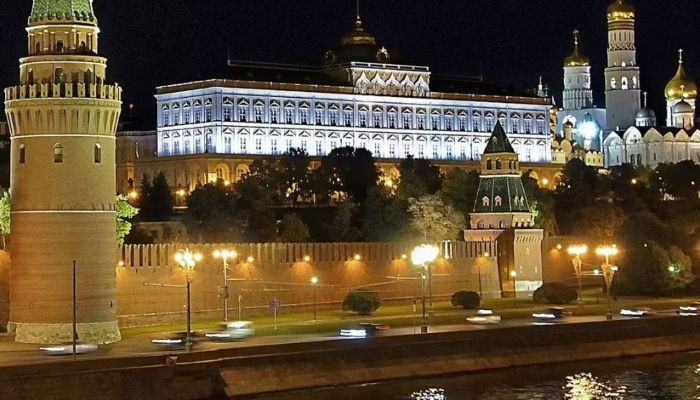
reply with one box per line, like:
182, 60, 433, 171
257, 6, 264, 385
665, 49, 697, 127
4, 0, 122, 343
604, 0, 641, 131
468, 122, 534, 231
563, 30, 593, 111
464, 122, 543, 297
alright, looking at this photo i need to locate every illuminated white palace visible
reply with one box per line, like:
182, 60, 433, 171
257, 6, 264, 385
147, 11, 551, 187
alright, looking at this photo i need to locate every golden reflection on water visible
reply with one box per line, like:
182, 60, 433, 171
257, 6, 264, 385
410, 388, 445, 400
564, 373, 626, 399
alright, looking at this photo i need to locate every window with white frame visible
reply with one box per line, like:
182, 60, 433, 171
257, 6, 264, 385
194, 109, 201, 123
459, 146, 467, 160
418, 143, 425, 158
389, 142, 396, 158
316, 140, 323, 155
344, 111, 352, 127
301, 139, 308, 152
403, 142, 411, 157
223, 108, 232, 122
271, 138, 278, 154
271, 108, 279, 123
330, 111, 338, 126
238, 106, 247, 122
359, 113, 367, 127
195, 137, 202, 153
403, 113, 411, 129
285, 109, 294, 124
254, 107, 262, 123
174, 141, 180, 155
162, 111, 170, 126
374, 142, 381, 157
286, 138, 293, 152
300, 109, 308, 124
183, 110, 190, 124
373, 111, 382, 128
432, 144, 439, 159
446, 145, 453, 159
224, 136, 232, 153
239, 136, 247, 153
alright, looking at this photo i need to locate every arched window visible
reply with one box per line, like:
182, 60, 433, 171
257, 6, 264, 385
499, 220, 507, 229
486, 159, 492, 170
28, 69, 34, 84
477, 220, 485, 229
56, 40, 64, 53
35, 42, 41, 54
84, 69, 93, 84
54, 68, 64, 83
610, 78, 617, 89
621, 77, 628, 90
494, 196, 502, 207
482, 196, 490, 207
19, 145, 26, 164
495, 159, 502, 169
53, 144, 63, 163
637, 154, 642, 166
94, 144, 102, 163
80, 41, 86, 53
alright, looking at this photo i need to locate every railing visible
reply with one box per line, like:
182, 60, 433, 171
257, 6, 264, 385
4, 82, 122, 102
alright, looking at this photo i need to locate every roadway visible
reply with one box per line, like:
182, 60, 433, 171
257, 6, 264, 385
0, 308, 685, 367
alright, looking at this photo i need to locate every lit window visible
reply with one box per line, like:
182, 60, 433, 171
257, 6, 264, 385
53, 144, 63, 163
19, 144, 26, 164
482, 197, 489, 207
94, 144, 101, 163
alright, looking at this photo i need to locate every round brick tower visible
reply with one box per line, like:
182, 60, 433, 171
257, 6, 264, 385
3, 0, 122, 343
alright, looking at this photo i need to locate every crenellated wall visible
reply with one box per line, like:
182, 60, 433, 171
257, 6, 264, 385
115, 241, 501, 326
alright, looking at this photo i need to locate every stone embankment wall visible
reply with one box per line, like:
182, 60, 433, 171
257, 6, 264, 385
116, 241, 500, 326
1, 316, 700, 399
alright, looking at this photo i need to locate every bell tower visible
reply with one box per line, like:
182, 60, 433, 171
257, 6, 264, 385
4, 0, 122, 343
604, 0, 641, 131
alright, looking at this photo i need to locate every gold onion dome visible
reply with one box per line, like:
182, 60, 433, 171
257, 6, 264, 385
665, 49, 698, 101
564, 30, 590, 67
607, 0, 635, 21
324, 9, 392, 65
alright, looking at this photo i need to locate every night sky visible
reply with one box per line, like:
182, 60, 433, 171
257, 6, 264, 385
2, 0, 699, 128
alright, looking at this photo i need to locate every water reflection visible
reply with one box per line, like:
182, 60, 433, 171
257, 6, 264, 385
564, 373, 626, 399
410, 388, 445, 400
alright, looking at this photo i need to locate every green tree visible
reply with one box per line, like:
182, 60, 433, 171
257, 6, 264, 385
0, 191, 10, 250
396, 156, 443, 200
666, 246, 694, 290
278, 214, 311, 243
342, 289, 381, 315
615, 241, 668, 296
116, 194, 139, 246
439, 168, 480, 216
327, 199, 360, 242
318, 147, 379, 203
408, 195, 465, 241
565, 203, 624, 239
138, 172, 175, 221
281, 148, 312, 205
184, 181, 242, 242
359, 187, 410, 241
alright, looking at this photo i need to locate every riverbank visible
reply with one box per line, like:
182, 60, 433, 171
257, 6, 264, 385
2, 315, 700, 399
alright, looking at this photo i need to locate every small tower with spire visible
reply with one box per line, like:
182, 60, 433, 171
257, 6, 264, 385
665, 49, 697, 126
635, 92, 656, 127
563, 29, 593, 111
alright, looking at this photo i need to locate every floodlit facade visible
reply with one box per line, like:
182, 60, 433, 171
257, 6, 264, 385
3, 0, 122, 343
138, 11, 552, 192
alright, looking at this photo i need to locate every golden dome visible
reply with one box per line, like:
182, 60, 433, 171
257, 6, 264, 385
665, 49, 698, 101
563, 30, 590, 67
607, 0, 635, 21
341, 18, 376, 46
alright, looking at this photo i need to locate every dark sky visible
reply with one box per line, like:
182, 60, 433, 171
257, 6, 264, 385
2, 0, 700, 128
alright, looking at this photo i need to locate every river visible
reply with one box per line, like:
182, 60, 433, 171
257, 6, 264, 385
252, 351, 700, 399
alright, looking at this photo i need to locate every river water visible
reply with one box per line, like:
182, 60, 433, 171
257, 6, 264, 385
253, 352, 700, 399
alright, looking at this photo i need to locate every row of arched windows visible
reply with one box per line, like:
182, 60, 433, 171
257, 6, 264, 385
17, 144, 102, 164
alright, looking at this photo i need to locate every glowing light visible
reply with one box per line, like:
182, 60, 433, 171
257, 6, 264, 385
411, 244, 439, 266
580, 121, 598, 139
595, 246, 619, 257
303, 255, 311, 262
128, 190, 138, 199
401, 254, 408, 260
556, 244, 563, 250
353, 254, 362, 261
542, 178, 549, 186
567, 245, 588, 256
510, 270, 517, 278
246, 256, 254, 263
483, 251, 490, 257
631, 178, 638, 185
224, 180, 231, 186
174, 248, 202, 271
117, 261, 125, 267
310, 276, 319, 285
176, 189, 187, 197
214, 249, 237, 260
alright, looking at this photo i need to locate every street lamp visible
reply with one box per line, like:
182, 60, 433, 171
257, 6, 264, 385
475, 251, 489, 298
595, 245, 619, 321
411, 244, 439, 334
310, 276, 319, 321
174, 248, 202, 351
510, 270, 518, 306
567, 245, 588, 306
214, 249, 237, 322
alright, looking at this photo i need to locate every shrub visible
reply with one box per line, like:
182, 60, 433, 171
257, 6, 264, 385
533, 282, 577, 304
342, 289, 381, 315
451, 291, 481, 309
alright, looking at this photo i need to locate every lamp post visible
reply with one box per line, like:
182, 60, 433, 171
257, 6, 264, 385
510, 270, 517, 307
595, 246, 619, 321
214, 249, 237, 322
411, 244, 439, 334
567, 245, 588, 307
174, 248, 202, 351
310, 276, 319, 321
668, 265, 679, 297
476, 252, 489, 298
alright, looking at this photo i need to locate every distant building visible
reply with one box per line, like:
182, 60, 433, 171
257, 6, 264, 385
116, 8, 556, 195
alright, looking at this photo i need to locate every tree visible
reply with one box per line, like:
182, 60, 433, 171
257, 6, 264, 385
396, 156, 443, 200
278, 214, 311, 243
138, 172, 175, 221
666, 246, 694, 290
326, 199, 360, 242
116, 194, 139, 246
359, 187, 410, 241
614, 241, 668, 296
281, 148, 312, 205
522, 170, 559, 235
184, 181, 242, 242
342, 289, 381, 315
318, 147, 379, 203
408, 195, 465, 242
555, 159, 601, 210
439, 168, 480, 216
565, 203, 624, 239
0, 191, 10, 250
